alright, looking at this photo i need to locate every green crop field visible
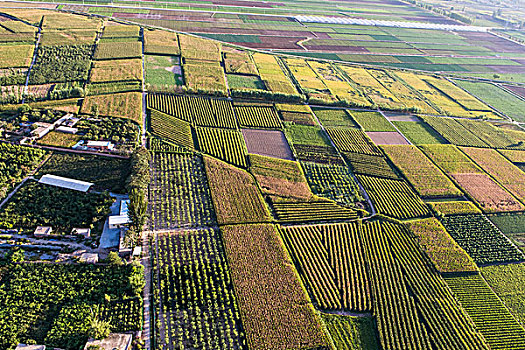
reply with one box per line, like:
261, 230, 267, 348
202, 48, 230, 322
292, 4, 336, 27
1, 5, 525, 350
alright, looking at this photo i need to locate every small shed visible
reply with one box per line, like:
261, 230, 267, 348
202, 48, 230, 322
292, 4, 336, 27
84, 333, 132, 350
71, 228, 91, 238
86, 141, 115, 151
15, 344, 46, 350
108, 215, 130, 229
79, 252, 99, 264
39, 174, 94, 193
56, 126, 78, 134
31, 122, 53, 138
34, 226, 52, 237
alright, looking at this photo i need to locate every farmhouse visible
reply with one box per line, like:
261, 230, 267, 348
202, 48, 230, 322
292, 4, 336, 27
31, 122, 53, 139
84, 333, 132, 350
71, 228, 91, 238
15, 344, 46, 350
39, 174, 94, 192
86, 140, 115, 151
79, 252, 99, 264
34, 226, 52, 237
108, 215, 129, 229
56, 126, 78, 134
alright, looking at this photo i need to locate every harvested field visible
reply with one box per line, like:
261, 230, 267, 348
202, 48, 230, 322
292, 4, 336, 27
451, 173, 524, 213
242, 129, 293, 160
366, 131, 409, 145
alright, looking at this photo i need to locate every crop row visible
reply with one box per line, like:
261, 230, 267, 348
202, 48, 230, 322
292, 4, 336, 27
154, 229, 246, 349
281, 223, 371, 311
357, 175, 431, 219
148, 153, 216, 229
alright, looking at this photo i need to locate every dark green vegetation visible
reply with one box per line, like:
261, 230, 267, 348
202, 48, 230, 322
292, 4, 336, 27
441, 214, 524, 265
0, 181, 112, 234
153, 229, 246, 349
0, 143, 47, 199
0, 262, 144, 350
488, 213, 525, 252
321, 315, 378, 350
37, 152, 130, 193
29, 45, 93, 84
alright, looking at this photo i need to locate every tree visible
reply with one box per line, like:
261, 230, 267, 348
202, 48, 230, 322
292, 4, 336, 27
6, 248, 24, 263
106, 251, 123, 266
129, 261, 145, 296
87, 309, 111, 340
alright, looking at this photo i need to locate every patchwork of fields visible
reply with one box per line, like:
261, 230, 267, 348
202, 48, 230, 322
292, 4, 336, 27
0, 3, 525, 350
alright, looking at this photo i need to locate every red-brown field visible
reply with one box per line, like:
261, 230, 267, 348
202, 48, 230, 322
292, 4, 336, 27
366, 131, 410, 145
242, 129, 294, 160
451, 173, 524, 213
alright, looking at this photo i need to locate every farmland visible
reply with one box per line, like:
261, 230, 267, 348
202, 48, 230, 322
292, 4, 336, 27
2, 4, 525, 350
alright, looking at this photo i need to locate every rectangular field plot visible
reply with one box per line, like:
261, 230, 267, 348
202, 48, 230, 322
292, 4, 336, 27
145, 55, 183, 89
147, 94, 237, 128
441, 214, 524, 265
428, 201, 481, 216
90, 58, 142, 83
0, 44, 34, 68
313, 108, 358, 128
357, 175, 431, 219
242, 129, 293, 160
81, 92, 142, 124
149, 153, 216, 230
445, 274, 525, 350
154, 229, 245, 349
94, 41, 142, 60
281, 222, 372, 311
488, 213, 525, 253
393, 120, 446, 144
227, 73, 265, 90
326, 127, 382, 155
382, 145, 462, 197
222, 224, 327, 350
235, 105, 281, 128
406, 218, 477, 273
196, 127, 247, 167
366, 131, 409, 145
454, 80, 525, 122
271, 200, 360, 223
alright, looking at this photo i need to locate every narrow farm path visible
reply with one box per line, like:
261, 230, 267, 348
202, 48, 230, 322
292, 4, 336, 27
0, 176, 32, 209
141, 27, 147, 148
141, 231, 152, 350
22, 23, 42, 103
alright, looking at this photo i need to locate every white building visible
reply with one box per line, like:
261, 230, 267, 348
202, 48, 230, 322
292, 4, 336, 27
79, 252, 99, 264
39, 174, 94, 192
86, 141, 115, 151
84, 333, 132, 350
34, 226, 52, 237
15, 344, 46, 350
71, 228, 91, 238
108, 215, 130, 229
56, 126, 78, 134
